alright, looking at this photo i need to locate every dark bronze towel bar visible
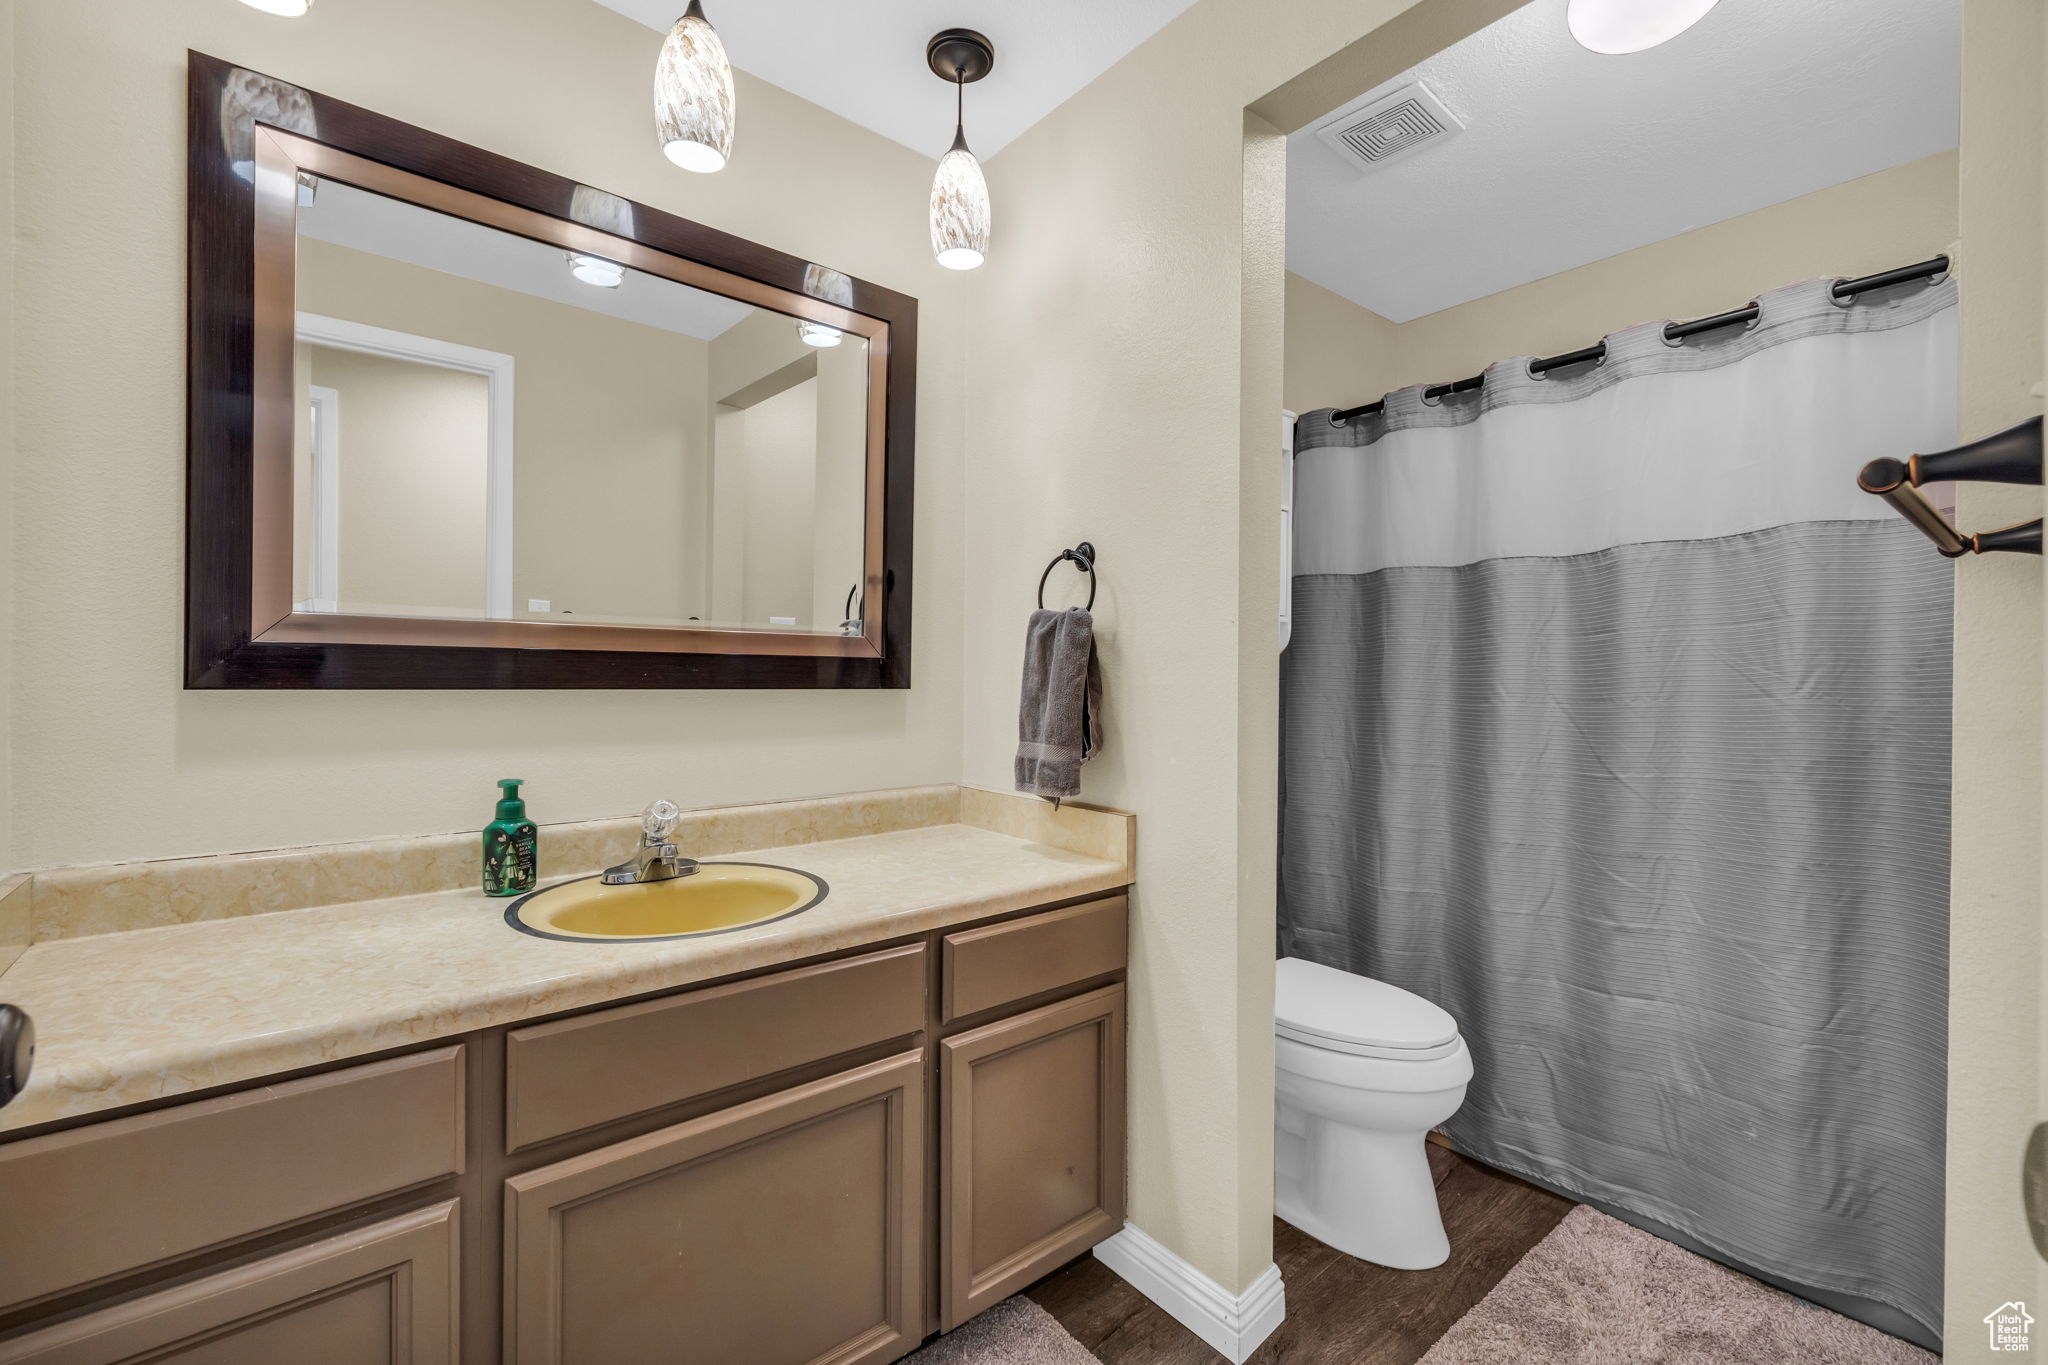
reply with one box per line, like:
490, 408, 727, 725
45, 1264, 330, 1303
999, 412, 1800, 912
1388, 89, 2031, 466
1858, 416, 2043, 557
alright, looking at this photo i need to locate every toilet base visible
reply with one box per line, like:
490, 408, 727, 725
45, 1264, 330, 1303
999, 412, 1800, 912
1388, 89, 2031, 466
1275, 1114, 1451, 1270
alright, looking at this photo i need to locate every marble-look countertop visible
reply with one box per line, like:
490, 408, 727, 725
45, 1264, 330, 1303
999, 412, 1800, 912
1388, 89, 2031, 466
0, 822, 1130, 1133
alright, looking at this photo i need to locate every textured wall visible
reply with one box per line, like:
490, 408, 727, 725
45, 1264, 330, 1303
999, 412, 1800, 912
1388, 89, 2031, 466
0, 3, 15, 875
964, 0, 1524, 1296
6, 0, 967, 868
1945, 0, 2046, 1354
1282, 272, 1398, 417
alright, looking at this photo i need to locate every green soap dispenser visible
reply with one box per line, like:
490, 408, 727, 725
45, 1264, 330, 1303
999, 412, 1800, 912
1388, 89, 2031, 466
483, 779, 538, 897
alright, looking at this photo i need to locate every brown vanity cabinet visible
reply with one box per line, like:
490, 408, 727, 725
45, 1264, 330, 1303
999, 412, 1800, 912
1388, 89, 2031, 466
938, 985, 1127, 1329
504, 1052, 925, 1365
0, 1202, 461, 1365
0, 892, 1129, 1365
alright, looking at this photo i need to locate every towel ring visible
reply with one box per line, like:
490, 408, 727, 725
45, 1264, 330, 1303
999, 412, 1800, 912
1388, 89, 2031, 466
1038, 542, 1098, 611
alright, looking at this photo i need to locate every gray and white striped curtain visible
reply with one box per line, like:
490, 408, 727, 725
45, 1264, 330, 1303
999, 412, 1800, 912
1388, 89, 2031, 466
1280, 276, 1955, 1346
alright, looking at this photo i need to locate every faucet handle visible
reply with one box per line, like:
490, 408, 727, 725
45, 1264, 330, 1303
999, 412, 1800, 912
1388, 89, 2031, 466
640, 799, 682, 845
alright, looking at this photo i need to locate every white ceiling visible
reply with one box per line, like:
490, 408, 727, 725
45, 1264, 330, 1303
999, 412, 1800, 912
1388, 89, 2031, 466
300, 179, 755, 339
590, 0, 1204, 159
1286, 0, 1961, 323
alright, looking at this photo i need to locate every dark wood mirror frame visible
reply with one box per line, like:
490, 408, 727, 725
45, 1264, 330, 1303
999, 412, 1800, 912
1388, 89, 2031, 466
186, 52, 916, 689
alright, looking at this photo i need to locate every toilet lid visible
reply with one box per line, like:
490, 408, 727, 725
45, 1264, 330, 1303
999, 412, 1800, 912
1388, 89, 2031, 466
1274, 958, 1459, 1052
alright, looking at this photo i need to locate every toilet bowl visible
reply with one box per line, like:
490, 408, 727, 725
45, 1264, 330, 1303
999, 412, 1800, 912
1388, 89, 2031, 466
1273, 957, 1472, 1270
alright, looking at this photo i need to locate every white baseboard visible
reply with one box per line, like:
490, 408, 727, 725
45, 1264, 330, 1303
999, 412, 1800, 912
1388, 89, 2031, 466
1093, 1223, 1286, 1363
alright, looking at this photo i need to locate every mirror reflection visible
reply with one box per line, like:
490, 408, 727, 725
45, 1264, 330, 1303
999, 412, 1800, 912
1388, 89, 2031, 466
291, 176, 871, 634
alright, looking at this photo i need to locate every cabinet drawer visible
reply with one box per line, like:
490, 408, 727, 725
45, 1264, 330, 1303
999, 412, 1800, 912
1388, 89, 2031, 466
0, 1047, 464, 1313
941, 896, 1127, 1022
0, 1201, 460, 1365
503, 942, 927, 1152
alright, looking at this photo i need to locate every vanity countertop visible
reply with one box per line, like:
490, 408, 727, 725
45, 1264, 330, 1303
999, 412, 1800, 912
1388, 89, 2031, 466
0, 795, 1132, 1134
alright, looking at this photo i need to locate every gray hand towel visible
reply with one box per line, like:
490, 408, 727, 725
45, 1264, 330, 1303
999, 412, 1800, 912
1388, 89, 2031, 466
1015, 608, 1103, 807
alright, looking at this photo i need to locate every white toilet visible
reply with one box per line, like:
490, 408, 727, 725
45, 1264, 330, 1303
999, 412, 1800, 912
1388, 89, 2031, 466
1273, 957, 1473, 1270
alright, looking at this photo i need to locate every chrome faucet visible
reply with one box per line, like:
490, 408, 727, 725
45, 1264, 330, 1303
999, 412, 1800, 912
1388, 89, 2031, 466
601, 800, 700, 885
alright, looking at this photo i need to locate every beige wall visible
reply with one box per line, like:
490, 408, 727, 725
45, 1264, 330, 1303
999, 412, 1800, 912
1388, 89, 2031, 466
705, 311, 869, 631
739, 377, 819, 627
812, 342, 869, 631
965, 0, 1523, 1295
308, 346, 490, 616
297, 237, 713, 626
0, 0, 15, 873
5, 0, 968, 870
710, 307, 814, 403
1285, 150, 1961, 415
1282, 272, 1396, 416
1946, 0, 2046, 1354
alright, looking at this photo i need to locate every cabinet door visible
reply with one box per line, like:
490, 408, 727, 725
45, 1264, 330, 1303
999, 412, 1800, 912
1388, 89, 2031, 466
504, 1051, 923, 1365
939, 984, 1125, 1329
0, 1201, 459, 1365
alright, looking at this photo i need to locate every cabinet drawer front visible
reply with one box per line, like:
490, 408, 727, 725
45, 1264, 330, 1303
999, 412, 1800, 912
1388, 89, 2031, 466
503, 942, 926, 1152
505, 1052, 924, 1365
0, 1201, 460, 1365
0, 1047, 465, 1314
941, 896, 1126, 1022
940, 984, 1126, 1329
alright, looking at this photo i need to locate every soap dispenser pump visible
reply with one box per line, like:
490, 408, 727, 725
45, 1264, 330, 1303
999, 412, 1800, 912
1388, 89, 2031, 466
483, 779, 538, 897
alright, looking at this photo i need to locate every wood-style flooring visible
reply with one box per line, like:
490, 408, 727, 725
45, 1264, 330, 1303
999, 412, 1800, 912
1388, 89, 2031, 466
1024, 1146, 1575, 1365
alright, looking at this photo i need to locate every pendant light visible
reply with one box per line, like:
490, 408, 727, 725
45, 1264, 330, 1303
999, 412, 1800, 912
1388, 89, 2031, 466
654, 1, 735, 173
1567, 0, 1720, 54
926, 29, 994, 271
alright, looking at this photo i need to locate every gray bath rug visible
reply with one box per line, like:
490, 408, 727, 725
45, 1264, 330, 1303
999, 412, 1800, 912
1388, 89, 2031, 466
900, 1296, 1099, 1364
1418, 1206, 1935, 1364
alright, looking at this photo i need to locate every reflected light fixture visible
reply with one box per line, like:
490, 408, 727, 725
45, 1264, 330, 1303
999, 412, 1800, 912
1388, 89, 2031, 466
1567, 0, 1720, 53
797, 320, 844, 347
566, 253, 625, 288
926, 29, 994, 271
655, 0, 736, 173
239, 0, 314, 13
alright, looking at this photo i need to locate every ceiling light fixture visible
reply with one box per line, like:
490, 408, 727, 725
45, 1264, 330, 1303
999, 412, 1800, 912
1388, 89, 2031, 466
797, 320, 844, 348
238, 0, 314, 14
1567, 0, 1721, 54
654, 0, 735, 173
566, 253, 625, 289
926, 29, 994, 272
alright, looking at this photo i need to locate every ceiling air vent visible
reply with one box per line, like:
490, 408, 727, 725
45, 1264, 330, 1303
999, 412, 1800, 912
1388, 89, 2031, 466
1313, 81, 1464, 174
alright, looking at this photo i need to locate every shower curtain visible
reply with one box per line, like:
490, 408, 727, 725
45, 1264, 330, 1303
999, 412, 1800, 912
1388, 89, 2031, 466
1280, 276, 1956, 1344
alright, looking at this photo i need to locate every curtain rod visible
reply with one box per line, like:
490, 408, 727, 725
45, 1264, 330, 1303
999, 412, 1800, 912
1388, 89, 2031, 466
1328, 255, 1952, 427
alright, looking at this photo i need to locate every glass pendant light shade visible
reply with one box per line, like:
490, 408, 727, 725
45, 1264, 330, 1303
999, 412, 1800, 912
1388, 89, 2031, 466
1567, 0, 1720, 54
239, 0, 313, 14
797, 320, 845, 347
654, 0, 735, 173
930, 137, 990, 271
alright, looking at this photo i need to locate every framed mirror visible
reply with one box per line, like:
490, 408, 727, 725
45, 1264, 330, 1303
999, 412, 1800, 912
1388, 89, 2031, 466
187, 53, 916, 689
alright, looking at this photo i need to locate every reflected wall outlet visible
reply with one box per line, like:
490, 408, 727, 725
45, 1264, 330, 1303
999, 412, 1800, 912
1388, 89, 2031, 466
528, 599, 551, 613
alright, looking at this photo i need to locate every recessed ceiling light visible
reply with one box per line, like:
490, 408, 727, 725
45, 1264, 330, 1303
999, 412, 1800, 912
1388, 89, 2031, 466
1567, 0, 1720, 54
566, 253, 624, 289
239, 0, 314, 14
